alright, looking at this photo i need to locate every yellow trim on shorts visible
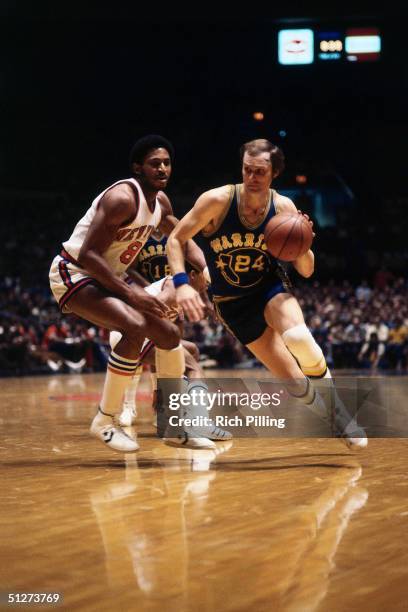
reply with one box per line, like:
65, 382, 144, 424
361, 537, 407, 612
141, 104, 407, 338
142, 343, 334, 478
213, 301, 238, 340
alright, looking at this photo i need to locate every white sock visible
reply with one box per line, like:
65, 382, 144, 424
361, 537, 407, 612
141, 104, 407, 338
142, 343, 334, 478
149, 370, 157, 392
123, 365, 143, 408
99, 350, 139, 419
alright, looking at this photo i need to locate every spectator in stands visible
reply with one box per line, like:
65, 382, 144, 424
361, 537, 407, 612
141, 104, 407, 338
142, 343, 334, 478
344, 316, 366, 368
358, 332, 385, 371
355, 280, 372, 302
385, 317, 408, 372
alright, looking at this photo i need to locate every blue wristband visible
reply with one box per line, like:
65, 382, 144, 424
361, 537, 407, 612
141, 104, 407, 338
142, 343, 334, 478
173, 272, 189, 288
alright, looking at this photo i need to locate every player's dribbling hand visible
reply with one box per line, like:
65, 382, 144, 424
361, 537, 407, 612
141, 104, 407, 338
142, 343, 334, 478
128, 288, 168, 318
176, 284, 205, 322
297, 210, 316, 238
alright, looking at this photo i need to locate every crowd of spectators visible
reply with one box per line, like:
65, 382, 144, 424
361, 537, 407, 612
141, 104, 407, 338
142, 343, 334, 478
1, 271, 407, 376
1, 191, 407, 376
0, 276, 110, 375
183, 272, 408, 374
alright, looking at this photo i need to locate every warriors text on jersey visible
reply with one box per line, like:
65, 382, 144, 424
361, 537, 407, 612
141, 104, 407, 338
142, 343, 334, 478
135, 232, 171, 283
198, 184, 286, 298
62, 178, 162, 276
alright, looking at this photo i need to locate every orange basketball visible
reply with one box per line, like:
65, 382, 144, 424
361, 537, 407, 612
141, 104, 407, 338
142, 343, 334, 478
264, 213, 313, 261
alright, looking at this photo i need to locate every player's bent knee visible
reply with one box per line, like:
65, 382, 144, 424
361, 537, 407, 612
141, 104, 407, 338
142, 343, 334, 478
282, 323, 327, 377
122, 317, 147, 346
155, 323, 180, 351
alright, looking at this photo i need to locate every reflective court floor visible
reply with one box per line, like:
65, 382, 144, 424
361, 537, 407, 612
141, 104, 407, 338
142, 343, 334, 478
1, 372, 408, 611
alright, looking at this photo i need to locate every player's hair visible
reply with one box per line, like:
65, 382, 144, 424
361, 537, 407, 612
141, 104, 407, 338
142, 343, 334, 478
129, 135, 175, 167
240, 139, 285, 177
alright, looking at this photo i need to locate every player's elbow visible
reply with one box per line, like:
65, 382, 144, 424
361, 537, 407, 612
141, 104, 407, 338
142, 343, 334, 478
297, 250, 314, 278
294, 261, 314, 278
167, 232, 184, 253
301, 267, 314, 278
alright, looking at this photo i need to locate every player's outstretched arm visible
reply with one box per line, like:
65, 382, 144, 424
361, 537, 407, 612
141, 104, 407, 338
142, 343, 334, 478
157, 191, 207, 272
275, 193, 315, 278
167, 187, 229, 321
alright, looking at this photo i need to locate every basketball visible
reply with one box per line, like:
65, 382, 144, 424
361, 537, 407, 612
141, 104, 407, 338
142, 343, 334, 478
264, 213, 313, 261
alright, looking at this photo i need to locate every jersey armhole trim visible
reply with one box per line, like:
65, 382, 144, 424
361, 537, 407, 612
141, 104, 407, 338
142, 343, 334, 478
201, 184, 235, 238
271, 190, 282, 216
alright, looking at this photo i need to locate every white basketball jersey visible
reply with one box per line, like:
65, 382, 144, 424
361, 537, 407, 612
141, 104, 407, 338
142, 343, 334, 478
63, 178, 162, 276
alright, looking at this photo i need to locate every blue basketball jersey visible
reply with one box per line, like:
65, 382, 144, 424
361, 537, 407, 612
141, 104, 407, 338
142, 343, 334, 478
197, 184, 283, 297
135, 233, 170, 283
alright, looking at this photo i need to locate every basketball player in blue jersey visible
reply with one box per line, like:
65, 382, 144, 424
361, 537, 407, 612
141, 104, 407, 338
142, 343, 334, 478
135, 231, 171, 284
49, 135, 211, 453
167, 139, 367, 449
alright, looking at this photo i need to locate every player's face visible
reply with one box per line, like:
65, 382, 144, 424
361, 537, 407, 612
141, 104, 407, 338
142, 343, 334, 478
139, 148, 172, 191
242, 152, 273, 192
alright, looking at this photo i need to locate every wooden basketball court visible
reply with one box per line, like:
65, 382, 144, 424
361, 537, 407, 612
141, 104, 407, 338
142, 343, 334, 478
1, 371, 408, 611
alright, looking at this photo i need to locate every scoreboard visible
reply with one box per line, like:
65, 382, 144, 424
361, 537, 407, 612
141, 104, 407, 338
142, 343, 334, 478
278, 26, 381, 65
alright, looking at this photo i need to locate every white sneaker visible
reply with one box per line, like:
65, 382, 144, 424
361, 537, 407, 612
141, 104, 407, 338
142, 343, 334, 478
90, 415, 139, 453
341, 433, 368, 450
163, 432, 216, 450
119, 404, 137, 427
47, 359, 62, 372
307, 388, 368, 451
333, 410, 368, 451
65, 357, 86, 372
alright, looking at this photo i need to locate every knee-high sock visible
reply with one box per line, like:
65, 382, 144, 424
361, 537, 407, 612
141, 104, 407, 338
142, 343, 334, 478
149, 369, 158, 415
183, 380, 213, 436
123, 364, 143, 409
155, 344, 185, 377
282, 323, 327, 378
286, 364, 359, 435
319, 368, 360, 433
155, 344, 187, 437
148, 369, 157, 392
282, 323, 332, 418
98, 351, 139, 422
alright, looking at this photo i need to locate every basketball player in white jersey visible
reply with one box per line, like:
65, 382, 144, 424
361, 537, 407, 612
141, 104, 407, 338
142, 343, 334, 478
49, 135, 208, 453
166, 139, 367, 450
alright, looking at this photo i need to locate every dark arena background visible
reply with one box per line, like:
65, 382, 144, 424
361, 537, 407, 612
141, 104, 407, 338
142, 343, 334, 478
1, 4, 408, 611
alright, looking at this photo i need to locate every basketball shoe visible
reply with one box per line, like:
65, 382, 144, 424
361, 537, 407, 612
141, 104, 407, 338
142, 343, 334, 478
90, 408, 139, 452
119, 402, 137, 427
303, 382, 368, 450
332, 405, 368, 450
162, 431, 217, 450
